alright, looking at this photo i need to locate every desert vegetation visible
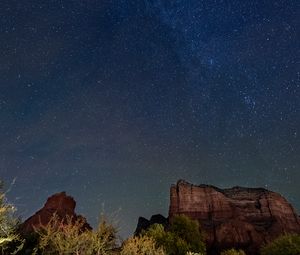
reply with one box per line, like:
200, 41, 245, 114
260, 234, 300, 255
0, 181, 24, 254
220, 249, 246, 255
0, 184, 208, 255
34, 214, 117, 255
1, 181, 300, 255
121, 235, 165, 255
142, 215, 206, 255
0, 183, 205, 255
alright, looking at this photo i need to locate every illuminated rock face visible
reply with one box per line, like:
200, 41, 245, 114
21, 192, 91, 234
169, 180, 300, 255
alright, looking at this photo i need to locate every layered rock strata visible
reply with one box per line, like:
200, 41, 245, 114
169, 180, 300, 254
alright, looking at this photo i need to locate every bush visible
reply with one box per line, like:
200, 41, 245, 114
144, 215, 206, 255
121, 235, 166, 255
143, 224, 169, 250
169, 215, 206, 254
260, 234, 300, 255
220, 248, 246, 255
35, 214, 118, 255
0, 181, 23, 255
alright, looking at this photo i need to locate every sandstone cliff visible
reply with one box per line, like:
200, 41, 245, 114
169, 180, 300, 255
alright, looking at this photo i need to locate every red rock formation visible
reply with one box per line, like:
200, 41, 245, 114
20, 192, 91, 234
169, 180, 300, 255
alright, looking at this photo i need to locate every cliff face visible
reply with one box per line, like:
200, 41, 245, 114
20, 192, 91, 234
169, 180, 300, 255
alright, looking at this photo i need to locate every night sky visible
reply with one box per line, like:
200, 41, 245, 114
1, 0, 299, 237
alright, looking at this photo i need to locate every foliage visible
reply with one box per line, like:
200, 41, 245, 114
0, 181, 24, 255
220, 248, 246, 255
35, 213, 118, 255
17, 232, 40, 255
121, 235, 166, 255
260, 234, 300, 255
169, 215, 206, 253
144, 215, 206, 255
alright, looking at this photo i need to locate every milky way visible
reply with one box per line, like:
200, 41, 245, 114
0, 0, 299, 237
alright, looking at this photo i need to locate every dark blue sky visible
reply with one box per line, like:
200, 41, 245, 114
1, 0, 299, 237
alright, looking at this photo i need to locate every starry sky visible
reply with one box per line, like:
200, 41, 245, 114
1, 0, 299, 237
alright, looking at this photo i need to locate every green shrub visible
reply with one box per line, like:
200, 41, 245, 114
169, 215, 206, 254
144, 215, 206, 255
260, 234, 300, 255
121, 235, 166, 255
220, 248, 246, 255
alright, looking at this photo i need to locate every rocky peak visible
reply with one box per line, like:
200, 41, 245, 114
20, 192, 91, 234
135, 214, 168, 235
43, 192, 76, 212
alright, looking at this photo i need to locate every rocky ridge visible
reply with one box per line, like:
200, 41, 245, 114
135, 214, 168, 235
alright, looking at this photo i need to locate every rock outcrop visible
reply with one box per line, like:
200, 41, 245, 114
135, 214, 168, 235
169, 180, 300, 255
20, 192, 91, 234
